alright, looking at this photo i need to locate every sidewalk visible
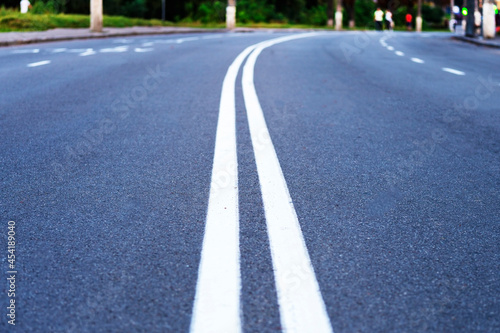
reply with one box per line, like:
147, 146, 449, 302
0, 26, 228, 47
451, 33, 500, 49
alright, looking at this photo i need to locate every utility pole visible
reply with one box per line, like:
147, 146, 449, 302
416, 0, 423, 32
226, 0, 236, 29
335, 0, 343, 30
483, 0, 496, 38
162, 0, 166, 21
465, 0, 475, 36
90, 0, 103, 32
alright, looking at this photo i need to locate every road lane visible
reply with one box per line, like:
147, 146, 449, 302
190, 42, 256, 333
1, 31, 499, 332
254, 33, 499, 332
242, 34, 332, 333
0, 32, 283, 332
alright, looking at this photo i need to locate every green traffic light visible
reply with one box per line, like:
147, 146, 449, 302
462, 8, 468, 16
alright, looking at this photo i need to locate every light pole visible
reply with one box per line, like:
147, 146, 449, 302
90, 0, 103, 32
226, 0, 236, 29
465, 0, 475, 36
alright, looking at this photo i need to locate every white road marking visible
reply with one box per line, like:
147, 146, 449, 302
27, 60, 50, 67
13, 49, 39, 54
190, 43, 257, 333
134, 48, 154, 53
154, 39, 176, 44
442, 67, 465, 75
395, 51, 404, 56
79, 49, 96, 56
411, 57, 425, 64
67, 49, 89, 53
387, 46, 394, 51
100, 46, 128, 53
176, 37, 200, 43
112, 38, 132, 43
142, 42, 154, 47
52, 48, 67, 53
242, 34, 333, 333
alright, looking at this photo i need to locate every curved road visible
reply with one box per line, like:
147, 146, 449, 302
1, 31, 499, 332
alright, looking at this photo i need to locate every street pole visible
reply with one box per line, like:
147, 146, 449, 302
335, 0, 343, 30
226, 0, 236, 29
90, 0, 103, 32
416, 0, 423, 32
465, 0, 475, 36
162, 0, 166, 22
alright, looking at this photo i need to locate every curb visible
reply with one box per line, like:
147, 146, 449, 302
0, 28, 229, 47
451, 35, 500, 49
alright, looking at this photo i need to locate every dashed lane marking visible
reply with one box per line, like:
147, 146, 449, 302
27, 60, 50, 67
134, 48, 154, 53
100, 46, 128, 53
79, 49, 96, 56
13, 49, 39, 54
442, 67, 465, 75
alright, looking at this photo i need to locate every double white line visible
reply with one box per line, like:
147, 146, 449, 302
191, 34, 332, 333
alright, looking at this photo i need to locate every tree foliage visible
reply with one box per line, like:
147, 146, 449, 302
1, 0, 445, 27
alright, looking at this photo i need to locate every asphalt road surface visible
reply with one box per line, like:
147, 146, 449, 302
1, 31, 499, 332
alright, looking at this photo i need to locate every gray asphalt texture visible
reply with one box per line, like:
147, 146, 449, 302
1, 31, 499, 332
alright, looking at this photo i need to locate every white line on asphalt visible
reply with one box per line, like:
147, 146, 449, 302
142, 42, 154, 47
242, 34, 333, 333
134, 47, 154, 53
154, 39, 176, 44
442, 67, 465, 75
13, 49, 39, 54
112, 38, 132, 44
387, 46, 394, 51
395, 51, 404, 56
27, 60, 50, 67
52, 48, 67, 53
411, 57, 425, 63
79, 49, 96, 56
100, 46, 128, 53
190, 43, 257, 333
176, 37, 200, 43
